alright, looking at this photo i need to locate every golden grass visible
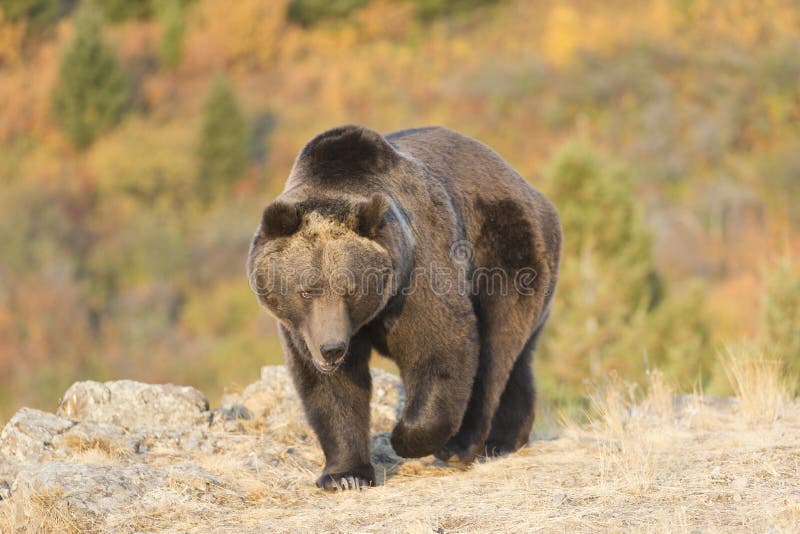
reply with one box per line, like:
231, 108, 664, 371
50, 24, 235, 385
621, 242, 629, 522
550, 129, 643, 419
59, 434, 133, 464
7, 488, 90, 534
1, 355, 798, 533
721, 345, 793, 423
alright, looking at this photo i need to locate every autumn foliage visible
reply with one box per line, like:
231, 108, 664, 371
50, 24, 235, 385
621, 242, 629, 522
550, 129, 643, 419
0, 0, 798, 420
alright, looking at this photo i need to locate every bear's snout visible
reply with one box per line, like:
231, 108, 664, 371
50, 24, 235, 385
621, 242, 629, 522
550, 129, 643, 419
320, 341, 348, 365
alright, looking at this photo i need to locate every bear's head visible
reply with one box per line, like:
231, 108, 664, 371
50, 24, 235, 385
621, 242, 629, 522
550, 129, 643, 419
248, 193, 396, 373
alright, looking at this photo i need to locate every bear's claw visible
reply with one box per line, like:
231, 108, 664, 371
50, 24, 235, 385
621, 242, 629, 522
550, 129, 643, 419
316, 473, 373, 492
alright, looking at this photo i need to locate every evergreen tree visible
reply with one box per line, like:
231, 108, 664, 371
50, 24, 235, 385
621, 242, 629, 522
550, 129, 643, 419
539, 143, 711, 404
89, 0, 153, 23
157, 0, 185, 70
197, 78, 249, 203
761, 256, 800, 377
3, 0, 63, 33
287, 0, 369, 26
413, 0, 501, 21
51, 9, 130, 149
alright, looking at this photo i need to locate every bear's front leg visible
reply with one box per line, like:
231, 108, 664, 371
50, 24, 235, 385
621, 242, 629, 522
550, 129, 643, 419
389, 313, 480, 458
281, 327, 374, 491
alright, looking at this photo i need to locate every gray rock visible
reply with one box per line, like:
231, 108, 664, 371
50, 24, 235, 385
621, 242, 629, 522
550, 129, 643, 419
0, 365, 406, 523
221, 365, 404, 433
11, 461, 153, 522
0, 407, 76, 463
8, 461, 222, 527
370, 368, 405, 432
56, 420, 143, 458
57, 380, 210, 430
210, 405, 252, 428
0, 408, 149, 498
224, 366, 301, 420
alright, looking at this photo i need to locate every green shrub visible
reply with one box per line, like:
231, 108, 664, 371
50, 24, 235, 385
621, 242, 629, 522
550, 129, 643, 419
2, 0, 64, 33
538, 143, 713, 404
157, 0, 185, 69
286, 0, 502, 26
88, 0, 153, 23
51, 9, 131, 149
196, 78, 249, 204
287, 0, 369, 26
761, 256, 800, 377
412, 0, 501, 21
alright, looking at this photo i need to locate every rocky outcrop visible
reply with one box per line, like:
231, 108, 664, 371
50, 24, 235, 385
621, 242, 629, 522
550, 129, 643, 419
57, 380, 210, 430
0, 366, 404, 528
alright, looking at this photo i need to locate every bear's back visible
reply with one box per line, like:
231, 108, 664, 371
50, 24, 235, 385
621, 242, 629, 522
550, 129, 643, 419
282, 124, 560, 282
387, 126, 560, 272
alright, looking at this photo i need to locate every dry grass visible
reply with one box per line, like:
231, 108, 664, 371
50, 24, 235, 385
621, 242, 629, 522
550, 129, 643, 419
574, 371, 674, 495
59, 434, 134, 465
1, 353, 799, 533
6, 488, 90, 534
721, 346, 793, 423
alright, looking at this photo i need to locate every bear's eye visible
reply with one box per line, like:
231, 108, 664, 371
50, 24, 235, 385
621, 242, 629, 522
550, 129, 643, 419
300, 290, 313, 300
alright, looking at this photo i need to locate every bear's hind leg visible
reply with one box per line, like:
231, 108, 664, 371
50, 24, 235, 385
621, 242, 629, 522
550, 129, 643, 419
485, 331, 539, 456
435, 315, 546, 464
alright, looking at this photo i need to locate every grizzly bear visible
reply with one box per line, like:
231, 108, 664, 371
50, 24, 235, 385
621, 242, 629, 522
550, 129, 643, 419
247, 125, 561, 491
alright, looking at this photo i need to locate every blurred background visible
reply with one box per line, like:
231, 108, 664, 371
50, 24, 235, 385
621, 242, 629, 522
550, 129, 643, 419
0, 0, 798, 423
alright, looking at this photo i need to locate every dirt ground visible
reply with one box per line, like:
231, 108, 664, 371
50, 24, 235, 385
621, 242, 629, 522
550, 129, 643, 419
1, 363, 798, 533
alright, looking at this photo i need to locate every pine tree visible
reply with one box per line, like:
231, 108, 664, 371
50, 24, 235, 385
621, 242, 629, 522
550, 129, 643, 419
196, 78, 249, 203
538, 143, 711, 404
3, 0, 62, 33
89, 0, 153, 23
761, 256, 800, 376
51, 9, 130, 149
287, 0, 369, 26
157, 0, 184, 70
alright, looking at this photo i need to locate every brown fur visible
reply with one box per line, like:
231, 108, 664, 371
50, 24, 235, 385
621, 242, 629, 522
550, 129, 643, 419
248, 125, 561, 490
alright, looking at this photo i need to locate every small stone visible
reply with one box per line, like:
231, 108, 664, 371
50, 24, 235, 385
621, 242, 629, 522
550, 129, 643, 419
210, 405, 252, 425
0, 480, 10, 500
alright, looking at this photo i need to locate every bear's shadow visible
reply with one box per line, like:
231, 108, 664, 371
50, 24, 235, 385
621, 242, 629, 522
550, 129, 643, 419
370, 432, 509, 486
370, 432, 452, 486
369, 430, 552, 486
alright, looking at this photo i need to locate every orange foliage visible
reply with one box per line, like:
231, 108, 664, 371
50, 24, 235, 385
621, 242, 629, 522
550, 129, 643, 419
0, 9, 25, 66
1, 0, 800, 418
0, 41, 59, 141
354, 0, 415, 42
183, 0, 289, 73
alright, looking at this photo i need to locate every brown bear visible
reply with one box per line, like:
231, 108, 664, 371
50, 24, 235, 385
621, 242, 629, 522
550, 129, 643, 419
247, 125, 561, 491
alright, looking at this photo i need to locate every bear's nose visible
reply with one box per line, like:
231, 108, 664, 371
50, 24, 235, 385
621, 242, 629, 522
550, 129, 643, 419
320, 341, 348, 364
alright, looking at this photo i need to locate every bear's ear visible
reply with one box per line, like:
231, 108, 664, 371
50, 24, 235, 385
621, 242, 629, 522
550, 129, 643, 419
355, 193, 391, 238
260, 201, 300, 240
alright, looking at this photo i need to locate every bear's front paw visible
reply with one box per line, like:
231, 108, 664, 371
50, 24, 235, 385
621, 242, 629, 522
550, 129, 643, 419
316, 467, 375, 492
433, 439, 479, 465
391, 420, 451, 458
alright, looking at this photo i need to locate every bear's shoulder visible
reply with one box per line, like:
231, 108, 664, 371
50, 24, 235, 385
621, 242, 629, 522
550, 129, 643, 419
297, 125, 401, 180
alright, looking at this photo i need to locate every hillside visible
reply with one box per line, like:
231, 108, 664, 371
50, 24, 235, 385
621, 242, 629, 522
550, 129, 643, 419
1, 363, 798, 533
2, 0, 800, 421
